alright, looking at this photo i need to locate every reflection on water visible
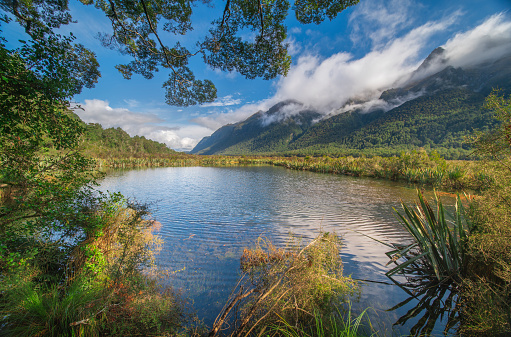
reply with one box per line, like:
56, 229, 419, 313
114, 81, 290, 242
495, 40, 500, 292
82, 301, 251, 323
98, 166, 454, 335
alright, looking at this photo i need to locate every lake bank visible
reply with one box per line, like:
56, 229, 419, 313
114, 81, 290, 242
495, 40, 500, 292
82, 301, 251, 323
93, 150, 489, 193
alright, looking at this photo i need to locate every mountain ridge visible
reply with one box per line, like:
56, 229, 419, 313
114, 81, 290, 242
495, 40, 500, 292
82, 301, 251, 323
191, 49, 511, 159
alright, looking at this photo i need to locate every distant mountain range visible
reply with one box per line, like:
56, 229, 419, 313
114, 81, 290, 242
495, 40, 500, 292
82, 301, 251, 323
191, 48, 511, 159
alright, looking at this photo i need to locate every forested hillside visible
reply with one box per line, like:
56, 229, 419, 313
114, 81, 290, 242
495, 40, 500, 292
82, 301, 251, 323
283, 88, 497, 159
80, 123, 176, 159
191, 49, 510, 159
192, 100, 322, 155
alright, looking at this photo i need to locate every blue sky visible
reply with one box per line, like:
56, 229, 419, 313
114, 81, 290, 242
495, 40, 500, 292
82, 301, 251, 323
3, 0, 511, 151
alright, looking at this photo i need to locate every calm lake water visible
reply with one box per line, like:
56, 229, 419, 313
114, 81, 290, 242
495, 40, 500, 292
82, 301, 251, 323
99, 166, 452, 335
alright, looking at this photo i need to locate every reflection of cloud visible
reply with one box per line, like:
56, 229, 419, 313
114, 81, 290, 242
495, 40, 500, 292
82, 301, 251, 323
75, 99, 211, 151
200, 95, 242, 107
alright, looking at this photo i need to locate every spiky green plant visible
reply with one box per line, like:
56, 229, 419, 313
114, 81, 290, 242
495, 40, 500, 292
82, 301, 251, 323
385, 191, 472, 284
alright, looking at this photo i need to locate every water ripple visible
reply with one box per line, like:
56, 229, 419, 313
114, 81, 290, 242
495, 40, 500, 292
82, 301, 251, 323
98, 166, 449, 333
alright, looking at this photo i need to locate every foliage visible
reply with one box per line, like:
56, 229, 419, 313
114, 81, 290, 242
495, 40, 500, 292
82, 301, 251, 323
0, 200, 183, 337
209, 232, 358, 336
81, 123, 176, 159
458, 90, 511, 336
1, 0, 359, 106
375, 191, 471, 335
0, 19, 184, 336
473, 89, 511, 160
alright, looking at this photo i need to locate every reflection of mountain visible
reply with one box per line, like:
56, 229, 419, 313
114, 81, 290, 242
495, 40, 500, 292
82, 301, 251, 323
191, 49, 511, 159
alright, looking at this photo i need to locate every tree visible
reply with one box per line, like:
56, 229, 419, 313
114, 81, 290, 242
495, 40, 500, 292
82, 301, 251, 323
0, 34, 183, 336
1, 0, 359, 106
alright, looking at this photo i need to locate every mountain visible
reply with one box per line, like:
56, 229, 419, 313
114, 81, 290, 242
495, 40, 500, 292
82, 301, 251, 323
191, 49, 511, 159
192, 100, 322, 155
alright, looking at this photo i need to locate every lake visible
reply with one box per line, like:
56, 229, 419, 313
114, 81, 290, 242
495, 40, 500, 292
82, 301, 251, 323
99, 165, 452, 335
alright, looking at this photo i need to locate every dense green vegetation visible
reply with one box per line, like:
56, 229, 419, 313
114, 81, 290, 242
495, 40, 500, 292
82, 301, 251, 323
0, 24, 184, 336
81, 123, 176, 159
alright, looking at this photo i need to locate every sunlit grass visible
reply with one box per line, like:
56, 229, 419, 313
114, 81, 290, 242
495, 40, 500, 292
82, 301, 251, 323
266, 304, 373, 337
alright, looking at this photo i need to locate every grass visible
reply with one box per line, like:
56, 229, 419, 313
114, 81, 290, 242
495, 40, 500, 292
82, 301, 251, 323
93, 150, 490, 192
265, 304, 372, 337
0, 199, 184, 337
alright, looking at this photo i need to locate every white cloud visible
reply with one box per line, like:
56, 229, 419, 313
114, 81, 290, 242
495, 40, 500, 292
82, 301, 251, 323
123, 99, 139, 107
443, 13, 511, 68
191, 100, 275, 130
200, 95, 243, 107
289, 27, 302, 34
285, 36, 302, 56
271, 17, 456, 112
141, 125, 213, 151
74, 99, 210, 151
349, 0, 417, 48
260, 102, 304, 127
76, 99, 163, 127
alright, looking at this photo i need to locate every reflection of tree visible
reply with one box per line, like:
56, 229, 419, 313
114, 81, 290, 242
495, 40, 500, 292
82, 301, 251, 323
388, 277, 460, 336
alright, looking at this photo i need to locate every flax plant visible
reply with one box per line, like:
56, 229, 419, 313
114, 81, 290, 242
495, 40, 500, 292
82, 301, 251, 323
386, 191, 472, 285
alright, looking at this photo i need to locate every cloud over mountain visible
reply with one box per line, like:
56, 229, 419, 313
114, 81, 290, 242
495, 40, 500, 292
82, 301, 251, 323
196, 10, 511, 131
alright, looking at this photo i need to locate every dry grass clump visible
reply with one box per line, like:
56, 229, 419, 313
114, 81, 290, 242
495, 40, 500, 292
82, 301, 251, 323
210, 232, 359, 337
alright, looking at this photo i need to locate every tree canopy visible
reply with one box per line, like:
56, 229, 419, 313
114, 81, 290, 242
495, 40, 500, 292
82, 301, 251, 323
1, 0, 359, 106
